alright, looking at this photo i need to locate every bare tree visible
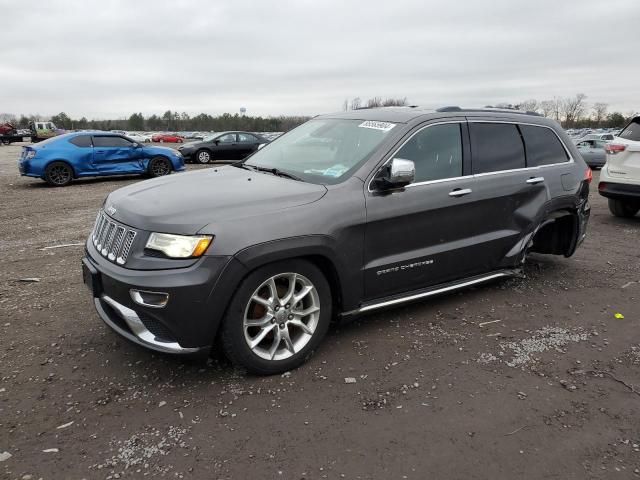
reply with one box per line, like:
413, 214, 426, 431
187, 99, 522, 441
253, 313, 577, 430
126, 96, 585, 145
540, 100, 555, 118
366, 97, 383, 108
381, 97, 408, 107
561, 93, 587, 127
342, 99, 349, 111
592, 102, 608, 125
518, 99, 539, 113
350, 97, 361, 110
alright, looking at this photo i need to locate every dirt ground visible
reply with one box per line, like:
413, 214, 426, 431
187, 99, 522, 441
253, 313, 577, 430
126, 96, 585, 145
1, 142, 639, 480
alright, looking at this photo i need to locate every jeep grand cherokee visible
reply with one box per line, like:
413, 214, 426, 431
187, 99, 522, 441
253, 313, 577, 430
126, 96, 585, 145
82, 106, 591, 374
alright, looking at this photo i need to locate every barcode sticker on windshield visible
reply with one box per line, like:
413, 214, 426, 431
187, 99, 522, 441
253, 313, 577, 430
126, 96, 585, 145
358, 121, 396, 132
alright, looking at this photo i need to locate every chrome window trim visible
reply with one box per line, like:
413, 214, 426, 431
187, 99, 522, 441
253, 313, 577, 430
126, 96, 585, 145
367, 120, 575, 193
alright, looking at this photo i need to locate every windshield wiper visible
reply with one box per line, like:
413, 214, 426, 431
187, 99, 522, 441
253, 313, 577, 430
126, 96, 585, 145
231, 162, 256, 171
243, 164, 303, 182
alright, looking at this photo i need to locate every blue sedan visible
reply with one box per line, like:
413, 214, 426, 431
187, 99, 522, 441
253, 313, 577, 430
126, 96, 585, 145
18, 132, 185, 186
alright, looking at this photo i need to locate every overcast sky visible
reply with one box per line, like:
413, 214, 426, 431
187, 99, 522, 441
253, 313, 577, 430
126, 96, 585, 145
2, 0, 639, 119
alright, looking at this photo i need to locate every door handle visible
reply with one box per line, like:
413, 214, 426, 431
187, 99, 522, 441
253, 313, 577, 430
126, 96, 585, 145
526, 177, 545, 184
449, 188, 472, 197
95, 150, 105, 154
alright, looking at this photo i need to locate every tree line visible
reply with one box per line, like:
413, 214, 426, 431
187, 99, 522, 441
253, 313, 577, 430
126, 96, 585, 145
4, 111, 311, 133
2, 93, 636, 132
488, 94, 636, 129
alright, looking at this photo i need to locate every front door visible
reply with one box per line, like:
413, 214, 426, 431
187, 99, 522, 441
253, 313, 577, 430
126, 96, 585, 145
364, 121, 483, 300
215, 133, 240, 160
92, 135, 143, 173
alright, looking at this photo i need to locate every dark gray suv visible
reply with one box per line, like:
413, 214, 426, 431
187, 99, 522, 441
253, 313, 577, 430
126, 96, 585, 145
82, 107, 591, 374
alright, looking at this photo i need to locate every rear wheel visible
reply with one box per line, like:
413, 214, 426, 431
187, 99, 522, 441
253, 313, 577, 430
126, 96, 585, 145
195, 149, 211, 164
220, 259, 332, 375
44, 161, 73, 187
148, 156, 172, 177
608, 198, 639, 218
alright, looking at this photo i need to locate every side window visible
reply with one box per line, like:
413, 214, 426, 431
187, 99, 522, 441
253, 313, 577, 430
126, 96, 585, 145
519, 125, 569, 167
470, 123, 525, 174
238, 133, 257, 143
93, 136, 133, 148
70, 135, 92, 147
217, 133, 236, 143
619, 118, 640, 141
394, 123, 463, 183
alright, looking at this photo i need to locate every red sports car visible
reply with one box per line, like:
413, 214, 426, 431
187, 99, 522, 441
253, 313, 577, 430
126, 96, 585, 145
151, 133, 184, 143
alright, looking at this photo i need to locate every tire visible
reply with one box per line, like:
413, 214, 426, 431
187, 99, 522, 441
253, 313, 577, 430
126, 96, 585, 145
148, 156, 172, 178
195, 149, 212, 164
44, 161, 73, 187
220, 259, 332, 375
177, 139, 183, 144
608, 198, 639, 218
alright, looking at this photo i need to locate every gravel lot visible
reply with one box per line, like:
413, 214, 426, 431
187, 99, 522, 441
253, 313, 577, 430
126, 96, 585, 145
1, 142, 639, 479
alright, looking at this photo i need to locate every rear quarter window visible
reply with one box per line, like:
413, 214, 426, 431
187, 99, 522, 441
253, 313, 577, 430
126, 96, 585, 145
519, 125, 568, 167
619, 118, 640, 141
70, 135, 92, 147
470, 123, 525, 174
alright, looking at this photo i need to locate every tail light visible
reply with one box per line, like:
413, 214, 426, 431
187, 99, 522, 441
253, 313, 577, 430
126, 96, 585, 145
598, 182, 606, 191
605, 143, 626, 154
584, 167, 593, 184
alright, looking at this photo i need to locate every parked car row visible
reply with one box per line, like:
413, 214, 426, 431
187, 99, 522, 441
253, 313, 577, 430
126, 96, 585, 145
178, 131, 269, 163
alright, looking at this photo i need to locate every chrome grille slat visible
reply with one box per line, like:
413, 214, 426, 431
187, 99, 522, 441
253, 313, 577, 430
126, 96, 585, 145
102, 222, 118, 256
117, 231, 136, 265
108, 227, 126, 261
90, 210, 137, 266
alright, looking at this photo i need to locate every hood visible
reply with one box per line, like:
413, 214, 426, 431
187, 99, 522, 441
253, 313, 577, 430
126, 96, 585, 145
105, 166, 327, 234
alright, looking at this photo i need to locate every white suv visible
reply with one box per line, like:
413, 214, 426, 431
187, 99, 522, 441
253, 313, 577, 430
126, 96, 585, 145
599, 117, 640, 217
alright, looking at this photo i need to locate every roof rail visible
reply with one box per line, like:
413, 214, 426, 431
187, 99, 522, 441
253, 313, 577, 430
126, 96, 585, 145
436, 106, 542, 116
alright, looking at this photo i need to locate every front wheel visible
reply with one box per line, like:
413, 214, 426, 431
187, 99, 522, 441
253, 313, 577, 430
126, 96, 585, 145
220, 259, 332, 375
195, 149, 211, 164
148, 156, 172, 177
608, 198, 639, 218
44, 161, 73, 187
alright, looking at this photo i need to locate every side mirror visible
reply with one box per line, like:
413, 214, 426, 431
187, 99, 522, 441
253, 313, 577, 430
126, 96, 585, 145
131, 142, 139, 148
374, 158, 415, 190
214, 139, 220, 145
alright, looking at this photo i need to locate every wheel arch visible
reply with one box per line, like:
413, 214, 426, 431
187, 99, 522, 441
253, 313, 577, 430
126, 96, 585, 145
232, 236, 359, 317
44, 159, 77, 178
529, 208, 581, 258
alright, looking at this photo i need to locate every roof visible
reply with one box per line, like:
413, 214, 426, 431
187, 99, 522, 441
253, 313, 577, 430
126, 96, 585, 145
317, 106, 545, 124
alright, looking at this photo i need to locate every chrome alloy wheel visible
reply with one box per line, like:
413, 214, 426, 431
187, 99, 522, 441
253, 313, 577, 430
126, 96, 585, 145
197, 151, 210, 163
243, 273, 320, 361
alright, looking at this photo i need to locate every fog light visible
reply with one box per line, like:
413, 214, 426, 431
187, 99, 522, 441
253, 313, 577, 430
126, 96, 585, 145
130, 289, 169, 308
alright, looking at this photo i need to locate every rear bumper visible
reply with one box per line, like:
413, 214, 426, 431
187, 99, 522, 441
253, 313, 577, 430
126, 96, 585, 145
598, 181, 640, 201
83, 244, 248, 353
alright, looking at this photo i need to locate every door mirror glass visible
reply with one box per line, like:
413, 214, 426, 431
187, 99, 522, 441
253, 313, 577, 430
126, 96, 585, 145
375, 158, 415, 190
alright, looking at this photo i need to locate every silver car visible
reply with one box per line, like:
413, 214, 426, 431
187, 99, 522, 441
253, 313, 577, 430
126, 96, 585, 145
576, 139, 607, 168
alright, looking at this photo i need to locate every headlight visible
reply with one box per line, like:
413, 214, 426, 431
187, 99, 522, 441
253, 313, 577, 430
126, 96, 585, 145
26, 151, 36, 159
145, 233, 212, 258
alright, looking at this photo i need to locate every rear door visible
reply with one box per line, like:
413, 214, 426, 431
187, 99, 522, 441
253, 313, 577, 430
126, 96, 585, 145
237, 133, 260, 158
92, 135, 143, 173
466, 121, 550, 268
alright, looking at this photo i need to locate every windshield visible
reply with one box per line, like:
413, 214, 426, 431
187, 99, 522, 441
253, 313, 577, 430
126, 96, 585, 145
245, 119, 396, 184
203, 133, 219, 142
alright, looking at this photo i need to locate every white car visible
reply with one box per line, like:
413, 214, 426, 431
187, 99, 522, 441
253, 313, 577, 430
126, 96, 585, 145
125, 132, 151, 143
598, 116, 640, 217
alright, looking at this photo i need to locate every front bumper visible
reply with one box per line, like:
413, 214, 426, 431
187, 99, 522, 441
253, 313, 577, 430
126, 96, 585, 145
177, 150, 194, 161
83, 241, 247, 353
598, 181, 640, 201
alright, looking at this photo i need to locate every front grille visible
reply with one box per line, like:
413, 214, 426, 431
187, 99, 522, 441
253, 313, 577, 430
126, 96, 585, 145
91, 211, 137, 265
